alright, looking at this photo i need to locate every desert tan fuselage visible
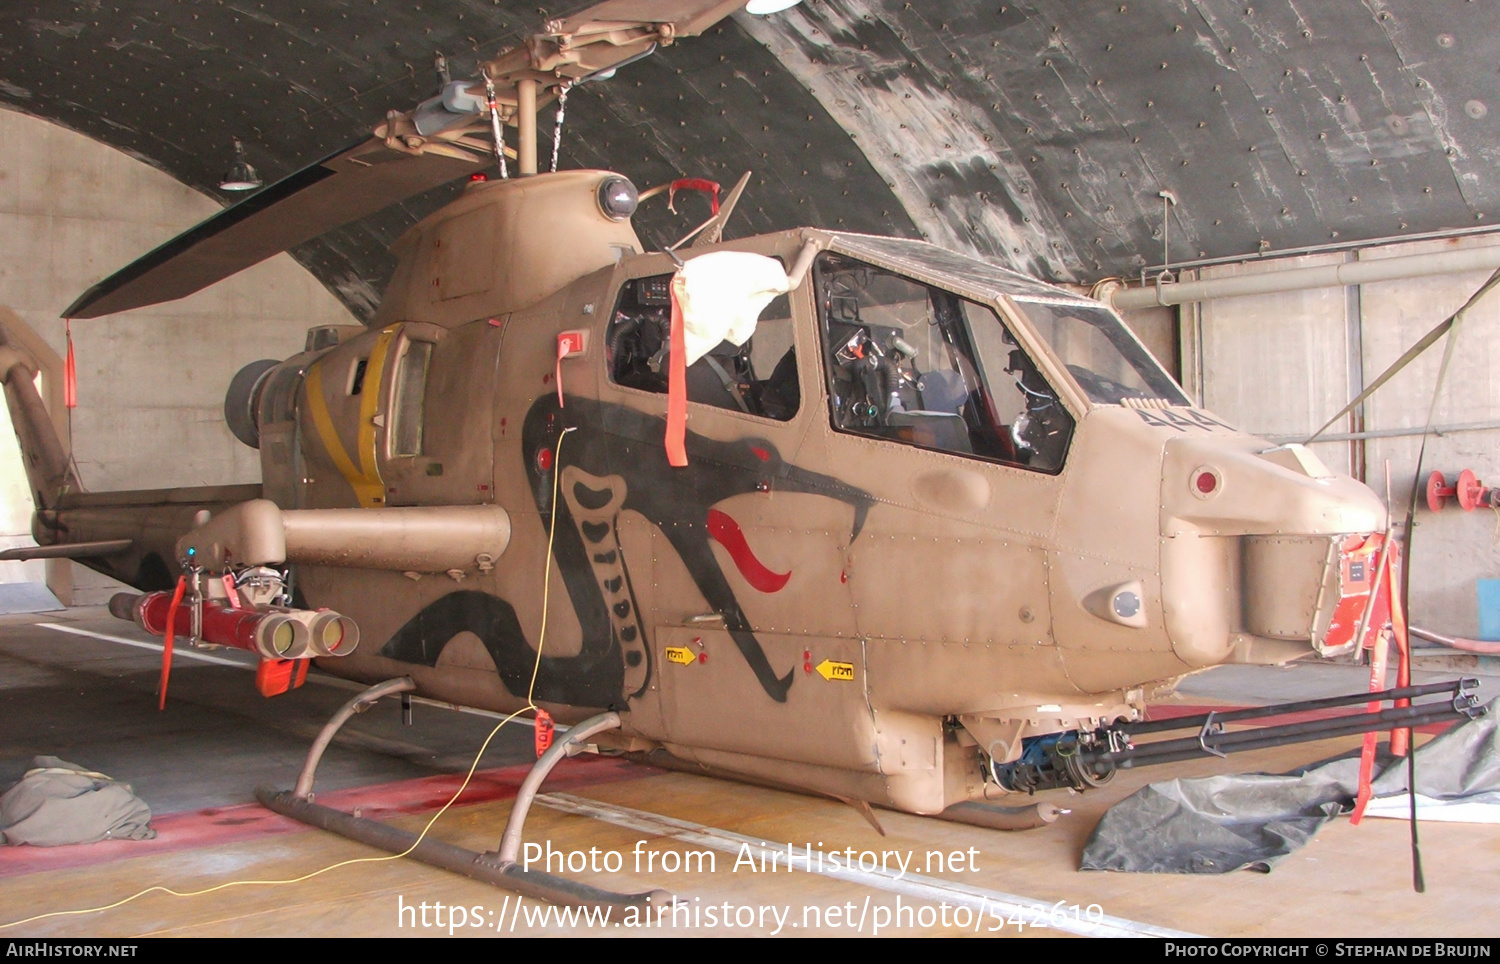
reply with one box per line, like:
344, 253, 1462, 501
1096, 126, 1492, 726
3, 171, 1385, 814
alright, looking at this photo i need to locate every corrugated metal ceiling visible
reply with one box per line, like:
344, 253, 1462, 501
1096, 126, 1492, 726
1, 0, 1494, 318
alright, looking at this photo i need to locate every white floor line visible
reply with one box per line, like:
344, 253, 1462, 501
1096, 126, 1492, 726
536, 791, 1199, 939
38, 621, 255, 668
33, 621, 525, 724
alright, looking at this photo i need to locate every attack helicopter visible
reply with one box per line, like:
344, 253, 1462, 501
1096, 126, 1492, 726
1, 0, 1458, 897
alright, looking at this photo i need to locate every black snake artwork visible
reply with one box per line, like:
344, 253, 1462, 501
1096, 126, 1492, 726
381, 396, 872, 710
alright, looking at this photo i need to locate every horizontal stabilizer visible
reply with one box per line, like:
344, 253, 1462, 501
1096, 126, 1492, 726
63, 137, 483, 319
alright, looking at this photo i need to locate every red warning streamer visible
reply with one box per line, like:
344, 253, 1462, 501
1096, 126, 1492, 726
63, 319, 77, 409
158, 575, 187, 711
534, 708, 555, 758
1350, 545, 1410, 823
664, 284, 688, 467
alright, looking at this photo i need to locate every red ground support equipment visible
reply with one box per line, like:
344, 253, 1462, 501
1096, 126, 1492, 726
1426, 468, 1496, 512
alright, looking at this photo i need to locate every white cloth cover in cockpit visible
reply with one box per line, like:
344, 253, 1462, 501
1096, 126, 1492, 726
672, 252, 791, 367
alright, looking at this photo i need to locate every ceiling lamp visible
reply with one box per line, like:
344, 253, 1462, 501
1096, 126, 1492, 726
218, 138, 262, 192
745, 0, 804, 14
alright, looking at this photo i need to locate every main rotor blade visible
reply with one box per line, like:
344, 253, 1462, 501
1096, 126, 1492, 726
554, 0, 747, 37
64, 0, 754, 321
63, 136, 483, 320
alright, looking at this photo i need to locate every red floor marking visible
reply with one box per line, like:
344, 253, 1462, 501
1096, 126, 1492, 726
1146, 703, 1456, 735
0, 755, 658, 879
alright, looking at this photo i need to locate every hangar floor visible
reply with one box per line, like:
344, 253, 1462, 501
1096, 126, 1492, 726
2, 606, 1498, 938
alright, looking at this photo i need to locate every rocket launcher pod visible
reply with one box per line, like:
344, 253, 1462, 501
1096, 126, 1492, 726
110, 591, 359, 660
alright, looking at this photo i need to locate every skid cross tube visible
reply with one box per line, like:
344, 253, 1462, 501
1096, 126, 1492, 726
295, 676, 416, 799
496, 711, 622, 864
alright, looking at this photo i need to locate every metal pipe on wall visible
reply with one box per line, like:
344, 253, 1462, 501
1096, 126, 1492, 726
1266, 420, 1500, 445
1138, 223, 1500, 281
1109, 244, 1500, 310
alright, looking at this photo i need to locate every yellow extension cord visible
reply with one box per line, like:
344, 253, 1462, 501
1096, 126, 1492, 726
0, 426, 579, 932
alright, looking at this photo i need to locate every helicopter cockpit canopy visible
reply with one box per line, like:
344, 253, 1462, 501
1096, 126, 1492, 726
605, 232, 1188, 474
812, 235, 1189, 472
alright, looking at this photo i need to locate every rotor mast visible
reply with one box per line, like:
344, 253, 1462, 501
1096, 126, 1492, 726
382, 0, 747, 176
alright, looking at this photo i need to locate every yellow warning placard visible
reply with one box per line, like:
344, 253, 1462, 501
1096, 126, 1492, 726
665, 646, 696, 666
815, 659, 854, 682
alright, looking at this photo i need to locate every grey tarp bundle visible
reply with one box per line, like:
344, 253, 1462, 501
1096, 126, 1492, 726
1079, 700, 1499, 874
0, 756, 155, 846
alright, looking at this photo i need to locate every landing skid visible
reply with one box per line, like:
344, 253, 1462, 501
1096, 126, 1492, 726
258, 676, 1082, 908
256, 678, 668, 911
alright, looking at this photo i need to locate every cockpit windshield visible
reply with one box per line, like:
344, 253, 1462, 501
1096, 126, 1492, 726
1013, 299, 1189, 407
815, 253, 1074, 473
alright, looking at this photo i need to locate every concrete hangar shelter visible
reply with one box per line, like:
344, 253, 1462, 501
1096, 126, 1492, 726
1, 0, 1500, 942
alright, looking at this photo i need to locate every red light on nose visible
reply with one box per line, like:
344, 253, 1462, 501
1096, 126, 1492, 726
469, 172, 489, 182
536, 448, 554, 472
1195, 471, 1218, 494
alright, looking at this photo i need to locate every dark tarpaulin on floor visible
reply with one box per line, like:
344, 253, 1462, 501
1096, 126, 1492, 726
1079, 700, 1500, 874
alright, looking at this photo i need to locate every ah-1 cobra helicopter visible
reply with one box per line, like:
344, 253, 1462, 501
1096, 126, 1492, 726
0, 0, 1478, 906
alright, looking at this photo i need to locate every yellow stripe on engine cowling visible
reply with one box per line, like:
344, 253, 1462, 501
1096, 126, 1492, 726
304, 326, 399, 508
357, 327, 398, 484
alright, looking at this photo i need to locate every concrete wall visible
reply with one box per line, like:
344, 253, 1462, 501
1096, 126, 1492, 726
0, 107, 358, 604
1182, 234, 1500, 638
1193, 253, 1358, 476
